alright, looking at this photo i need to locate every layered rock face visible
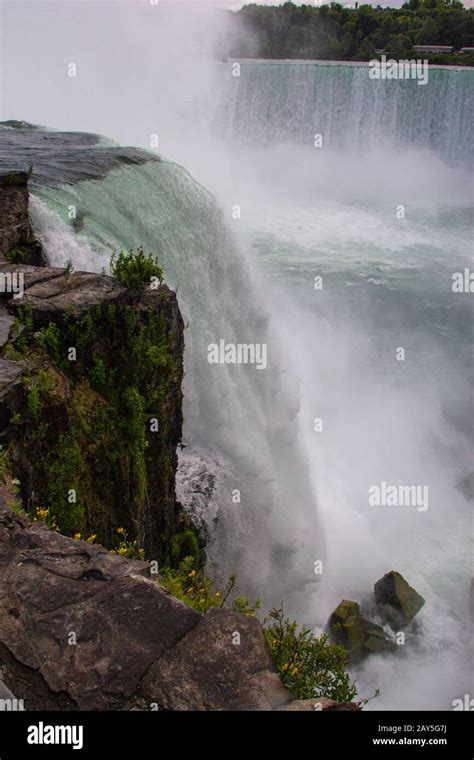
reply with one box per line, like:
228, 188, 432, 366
0, 258, 185, 563
0, 171, 44, 264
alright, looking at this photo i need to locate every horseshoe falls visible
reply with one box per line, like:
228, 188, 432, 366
212, 62, 473, 165
2, 47, 472, 711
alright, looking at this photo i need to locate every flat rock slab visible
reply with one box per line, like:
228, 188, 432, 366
4, 267, 128, 324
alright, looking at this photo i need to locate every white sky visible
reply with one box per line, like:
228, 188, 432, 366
13, 0, 472, 7
166, 0, 474, 8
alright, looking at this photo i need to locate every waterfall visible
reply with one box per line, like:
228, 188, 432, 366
0, 124, 323, 609
1, 50, 472, 708
212, 62, 474, 166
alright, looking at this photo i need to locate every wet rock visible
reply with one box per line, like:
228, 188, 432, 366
328, 599, 389, 663
374, 571, 425, 627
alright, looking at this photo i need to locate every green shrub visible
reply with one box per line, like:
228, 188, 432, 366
37, 322, 62, 364
110, 246, 164, 291
89, 357, 107, 388
170, 529, 201, 566
264, 606, 357, 703
159, 556, 260, 616
43, 434, 85, 535
4, 247, 30, 264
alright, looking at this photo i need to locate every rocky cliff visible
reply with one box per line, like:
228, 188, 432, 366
0, 171, 44, 265
0, 171, 188, 563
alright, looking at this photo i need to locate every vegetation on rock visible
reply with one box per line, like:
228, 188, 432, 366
110, 245, 164, 291
158, 556, 369, 704
0, 254, 190, 564
265, 606, 357, 702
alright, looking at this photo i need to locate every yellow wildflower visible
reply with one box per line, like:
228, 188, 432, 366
116, 527, 125, 535
86, 534, 97, 544
74, 533, 81, 540
117, 546, 128, 556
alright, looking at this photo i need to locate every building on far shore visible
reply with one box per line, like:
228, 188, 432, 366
412, 45, 454, 54
459, 47, 474, 54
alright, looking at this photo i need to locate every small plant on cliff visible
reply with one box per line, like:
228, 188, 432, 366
159, 556, 260, 616
33, 507, 59, 531
264, 606, 357, 704
37, 322, 62, 365
4, 246, 30, 264
111, 527, 145, 560
110, 246, 163, 291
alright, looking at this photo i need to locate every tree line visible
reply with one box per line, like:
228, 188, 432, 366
221, 0, 474, 65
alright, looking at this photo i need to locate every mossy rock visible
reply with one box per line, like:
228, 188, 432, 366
329, 599, 389, 663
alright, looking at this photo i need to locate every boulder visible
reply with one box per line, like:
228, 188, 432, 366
374, 571, 425, 627
142, 607, 292, 711
328, 599, 389, 663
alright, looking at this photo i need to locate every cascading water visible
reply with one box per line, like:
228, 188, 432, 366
212, 62, 474, 165
196, 61, 473, 711
1, 51, 472, 710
